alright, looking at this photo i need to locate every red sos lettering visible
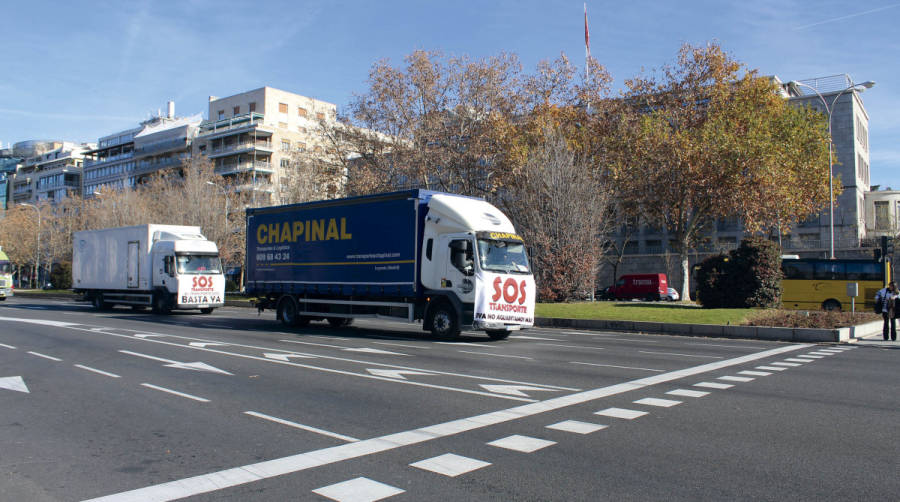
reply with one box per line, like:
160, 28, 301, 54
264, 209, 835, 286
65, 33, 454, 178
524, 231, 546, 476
491, 276, 528, 305
192, 276, 212, 288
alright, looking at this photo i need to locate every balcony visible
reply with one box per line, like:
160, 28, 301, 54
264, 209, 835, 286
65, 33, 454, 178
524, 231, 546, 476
133, 138, 189, 157
84, 151, 134, 168
136, 156, 182, 174
215, 161, 275, 176
234, 182, 274, 194
198, 113, 274, 140
207, 141, 275, 159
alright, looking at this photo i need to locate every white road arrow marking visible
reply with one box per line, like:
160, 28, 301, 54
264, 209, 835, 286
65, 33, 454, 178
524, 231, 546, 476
0, 376, 29, 393
479, 384, 559, 398
189, 342, 228, 348
343, 347, 406, 356
119, 350, 232, 375
366, 369, 433, 380
263, 353, 315, 362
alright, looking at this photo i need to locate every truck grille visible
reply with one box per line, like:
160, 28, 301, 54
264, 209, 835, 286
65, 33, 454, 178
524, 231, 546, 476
0, 279, 6, 287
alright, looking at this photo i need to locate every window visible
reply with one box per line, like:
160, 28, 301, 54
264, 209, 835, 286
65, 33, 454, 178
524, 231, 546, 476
316, 112, 325, 120
875, 201, 891, 230
426, 239, 433, 260
782, 261, 813, 280
278, 103, 288, 113
295, 142, 306, 152
217, 110, 225, 120
297, 107, 307, 117
249, 102, 256, 112
281, 140, 290, 152
280, 159, 290, 168
449, 239, 474, 276
233, 106, 240, 115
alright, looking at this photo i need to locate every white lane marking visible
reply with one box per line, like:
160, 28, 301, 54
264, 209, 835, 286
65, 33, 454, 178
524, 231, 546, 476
771, 362, 802, 367
0, 376, 29, 393
756, 365, 788, 371
0, 343, 17, 349
546, 420, 607, 434
798, 354, 824, 359
343, 347, 407, 356
27, 351, 62, 361
458, 350, 533, 360
243, 412, 358, 442
74, 365, 121, 378
694, 382, 734, 389
784, 358, 812, 363
479, 384, 559, 398
133, 334, 163, 339
634, 397, 681, 408
639, 350, 723, 359
719, 375, 754, 382
312, 477, 404, 502
807, 351, 834, 356
263, 352, 315, 362
666, 389, 709, 398
595, 407, 648, 420
739, 370, 772, 377
188, 342, 228, 348
366, 369, 433, 380
512, 335, 561, 341
538, 343, 605, 350
410, 453, 491, 477
119, 350, 233, 375
80, 343, 808, 502
372, 341, 429, 350
488, 435, 556, 453
140, 383, 209, 402
559, 330, 618, 337
570, 361, 665, 372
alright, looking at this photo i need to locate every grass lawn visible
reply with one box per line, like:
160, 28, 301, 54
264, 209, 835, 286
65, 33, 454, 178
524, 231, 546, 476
536, 301, 755, 325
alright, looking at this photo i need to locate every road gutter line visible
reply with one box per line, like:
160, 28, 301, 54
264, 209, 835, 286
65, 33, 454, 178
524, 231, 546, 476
84, 343, 808, 502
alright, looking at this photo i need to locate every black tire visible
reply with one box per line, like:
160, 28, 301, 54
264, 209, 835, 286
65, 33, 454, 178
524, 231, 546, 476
429, 303, 460, 339
822, 299, 842, 312
200, 307, 214, 315
277, 296, 299, 326
486, 330, 510, 340
0, 297, 6, 301
327, 317, 353, 328
92, 294, 109, 311
151, 292, 171, 314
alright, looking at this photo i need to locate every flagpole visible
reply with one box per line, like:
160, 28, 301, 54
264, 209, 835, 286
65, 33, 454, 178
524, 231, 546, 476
584, 3, 591, 82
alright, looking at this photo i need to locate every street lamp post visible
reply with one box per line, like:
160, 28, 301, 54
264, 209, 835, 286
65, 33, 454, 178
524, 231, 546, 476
19, 203, 41, 289
788, 79, 875, 259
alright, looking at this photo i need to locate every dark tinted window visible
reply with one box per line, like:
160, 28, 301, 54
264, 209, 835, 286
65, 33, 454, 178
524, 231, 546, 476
814, 261, 845, 280
782, 261, 813, 279
845, 261, 882, 281
425, 238, 433, 260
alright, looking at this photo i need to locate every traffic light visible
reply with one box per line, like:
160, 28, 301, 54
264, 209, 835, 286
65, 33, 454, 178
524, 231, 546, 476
881, 236, 894, 262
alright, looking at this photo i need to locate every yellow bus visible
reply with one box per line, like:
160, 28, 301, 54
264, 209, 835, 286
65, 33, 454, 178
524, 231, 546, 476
781, 258, 889, 311
0, 246, 12, 300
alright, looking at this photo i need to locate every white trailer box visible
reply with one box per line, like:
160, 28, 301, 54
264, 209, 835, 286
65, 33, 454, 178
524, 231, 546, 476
73, 224, 224, 314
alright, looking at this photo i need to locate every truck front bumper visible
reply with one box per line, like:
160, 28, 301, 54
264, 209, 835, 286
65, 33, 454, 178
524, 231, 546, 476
0, 288, 12, 298
473, 320, 529, 332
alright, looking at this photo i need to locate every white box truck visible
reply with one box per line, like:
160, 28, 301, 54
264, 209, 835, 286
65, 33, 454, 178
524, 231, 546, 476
73, 224, 225, 314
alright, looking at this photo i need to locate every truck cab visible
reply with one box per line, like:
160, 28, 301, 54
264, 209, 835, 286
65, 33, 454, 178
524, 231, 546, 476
150, 234, 224, 313
0, 247, 13, 300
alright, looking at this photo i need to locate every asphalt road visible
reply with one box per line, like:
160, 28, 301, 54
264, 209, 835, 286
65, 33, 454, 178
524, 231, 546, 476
1, 296, 897, 501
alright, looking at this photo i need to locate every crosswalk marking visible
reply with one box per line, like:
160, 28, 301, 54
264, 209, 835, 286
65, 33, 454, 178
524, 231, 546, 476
410, 453, 491, 477
666, 389, 709, 398
595, 407, 648, 419
719, 375, 754, 382
756, 365, 787, 371
312, 477, 404, 502
546, 420, 608, 434
694, 381, 734, 389
784, 358, 812, 363
634, 397, 682, 407
738, 370, 772, 377
773, 361, 802, 367
488, 434, 556, 453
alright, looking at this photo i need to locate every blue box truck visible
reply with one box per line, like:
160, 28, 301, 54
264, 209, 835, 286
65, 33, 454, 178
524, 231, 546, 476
246, 189, 535, 339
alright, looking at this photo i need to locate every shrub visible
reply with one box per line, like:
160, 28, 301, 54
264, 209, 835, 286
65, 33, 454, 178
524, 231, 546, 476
696, 237, 782, 308
49, 261, 72, 290
225, 279, 239, 292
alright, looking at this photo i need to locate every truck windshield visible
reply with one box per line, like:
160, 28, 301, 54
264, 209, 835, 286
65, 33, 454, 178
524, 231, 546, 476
477, 238, 530, 274
0, 262, 10, 274
176, 254, 222, 274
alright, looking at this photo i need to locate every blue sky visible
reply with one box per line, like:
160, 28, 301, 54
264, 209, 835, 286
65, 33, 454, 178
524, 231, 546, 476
2, 0, 898, 186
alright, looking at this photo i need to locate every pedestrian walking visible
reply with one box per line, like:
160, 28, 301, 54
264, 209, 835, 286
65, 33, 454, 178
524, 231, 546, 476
874, 281, 898, 341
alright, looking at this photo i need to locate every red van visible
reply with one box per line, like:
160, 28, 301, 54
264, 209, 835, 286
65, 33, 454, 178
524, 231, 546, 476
608, 274, 668, 301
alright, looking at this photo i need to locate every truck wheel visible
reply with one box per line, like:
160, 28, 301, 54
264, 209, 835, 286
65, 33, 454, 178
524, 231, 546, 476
92, 294, 109, 310
486, 330, 510, 340
277, 296, 299, 326
151, 293, 171, 314
822, 299, 842, 312
430, 304, 460, 339
200, 307, 215, 315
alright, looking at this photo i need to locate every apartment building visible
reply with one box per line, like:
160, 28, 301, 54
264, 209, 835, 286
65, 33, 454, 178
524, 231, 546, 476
8, 141, 92, 205
81, 102, 200, 196
192, 87, 340, 204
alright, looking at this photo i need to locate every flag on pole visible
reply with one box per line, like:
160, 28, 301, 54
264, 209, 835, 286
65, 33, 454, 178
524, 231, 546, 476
584, 3, 591, 80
